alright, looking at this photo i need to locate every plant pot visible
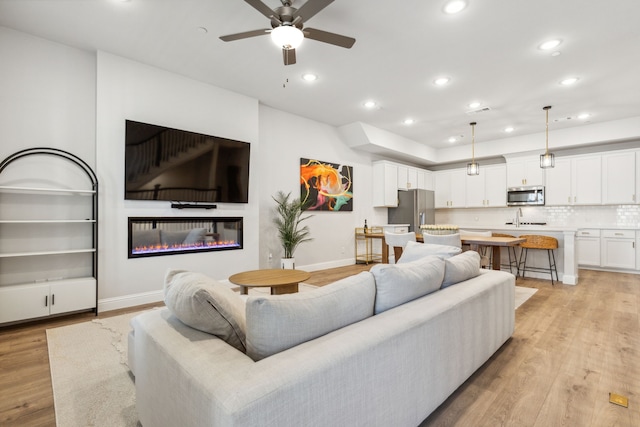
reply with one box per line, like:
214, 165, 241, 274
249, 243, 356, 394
280, 258, 295, 269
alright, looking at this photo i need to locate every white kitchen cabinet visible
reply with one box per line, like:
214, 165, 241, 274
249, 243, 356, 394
417, 169, 433, 191
464, 164, 506, 207
397, 165, 408, 190
544, 158, 572, 205
601, 229, 635, 270
372, 161, 398, 207
602, 151, 635, 204
576, 229, 601, 267
545, 155, 601, 205
434, 169, 466, 208
506, 156, 544, 187
572, 155, 601, 205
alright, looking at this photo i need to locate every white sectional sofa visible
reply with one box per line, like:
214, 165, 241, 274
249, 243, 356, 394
130, 249, 515, 427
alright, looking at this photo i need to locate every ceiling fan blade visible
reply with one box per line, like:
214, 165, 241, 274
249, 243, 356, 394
219, 29, 270, 42
244, 0, 276, 19
293, 0, 335, 22
303, 27, 355, 48
283, 48, 297, 66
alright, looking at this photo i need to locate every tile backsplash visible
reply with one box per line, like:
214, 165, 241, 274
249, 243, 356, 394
436, 205, 640, 229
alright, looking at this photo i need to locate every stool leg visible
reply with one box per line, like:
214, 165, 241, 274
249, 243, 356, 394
549, 249, 558, 284
519, 248, 528, 279
546, 249, 555, 285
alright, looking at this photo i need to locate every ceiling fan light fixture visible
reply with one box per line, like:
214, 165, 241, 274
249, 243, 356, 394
271, 25, 304, 49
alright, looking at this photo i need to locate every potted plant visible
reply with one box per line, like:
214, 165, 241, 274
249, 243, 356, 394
272, 191, 313, 269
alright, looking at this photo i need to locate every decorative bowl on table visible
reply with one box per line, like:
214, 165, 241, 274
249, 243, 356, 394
420, 224, 459, 235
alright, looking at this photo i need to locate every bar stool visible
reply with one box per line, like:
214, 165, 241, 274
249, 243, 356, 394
492, 232, 520, 275
517, 235, 559, 285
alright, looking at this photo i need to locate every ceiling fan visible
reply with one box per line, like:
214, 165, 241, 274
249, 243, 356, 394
219, 0, 356, 65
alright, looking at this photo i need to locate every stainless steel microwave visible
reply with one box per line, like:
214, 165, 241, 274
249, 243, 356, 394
507, 186, 545, 206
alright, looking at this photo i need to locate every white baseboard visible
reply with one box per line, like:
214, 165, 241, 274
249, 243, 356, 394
98, 290, 164, 313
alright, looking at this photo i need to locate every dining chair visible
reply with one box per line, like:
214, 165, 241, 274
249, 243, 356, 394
384, 231, 416, 263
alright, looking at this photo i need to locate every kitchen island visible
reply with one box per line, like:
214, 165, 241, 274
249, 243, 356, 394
457, 225, 578, 285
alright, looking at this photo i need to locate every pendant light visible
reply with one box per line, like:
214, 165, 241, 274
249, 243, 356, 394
467, 121, 480, 175
540, 105, 555, 168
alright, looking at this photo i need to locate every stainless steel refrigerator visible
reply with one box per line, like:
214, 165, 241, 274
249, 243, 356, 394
387, 189, 435, 232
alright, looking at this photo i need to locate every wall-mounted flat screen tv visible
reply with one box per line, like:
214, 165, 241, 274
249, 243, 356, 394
124, 120, 250, 203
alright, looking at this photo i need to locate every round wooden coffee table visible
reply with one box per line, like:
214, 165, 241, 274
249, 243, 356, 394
228, 269, 311, 295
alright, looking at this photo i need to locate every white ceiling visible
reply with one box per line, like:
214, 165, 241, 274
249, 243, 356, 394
2, 0, 640, 153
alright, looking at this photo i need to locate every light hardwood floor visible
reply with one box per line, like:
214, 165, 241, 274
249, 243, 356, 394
0, 266, 638, 426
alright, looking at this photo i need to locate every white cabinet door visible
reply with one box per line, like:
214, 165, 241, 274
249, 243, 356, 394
465, 173, 485, 207
372, 161, 398, 207
484, 164, 507, 207
434, 171, 451, 208
0, 283, 49, 323
507, 156, 544, 187
576, 229, 601, 266
406, 168, 418, 190
397, 165, 409, 191
49, 278, 96, 315
545, 158, 572, 205
434, 169, 465, 208
450, 169, 467, 207
601, 230, 636, 269
602, 152, 635, 204
572, 155, 601, 205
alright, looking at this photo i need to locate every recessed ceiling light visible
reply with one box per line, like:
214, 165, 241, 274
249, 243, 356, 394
302, 73, 318, 82
434, 77, 450, 86
403, 118, 415, 125
443, 0, 467, 14
448, 137, 457, 143
560, 77, 579, 86
539, 39, 562, 50
363, 100, 377, 109
197, 27, 208, 34
550, 51, 561, 57
504, 126, 515, 133
578, 113, 591, 120
468, 101, 481, 109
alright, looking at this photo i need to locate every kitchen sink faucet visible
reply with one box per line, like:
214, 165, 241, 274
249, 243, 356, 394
515, 208, 523, 227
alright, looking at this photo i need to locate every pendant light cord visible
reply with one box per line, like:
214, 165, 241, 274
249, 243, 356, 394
544, 106, 551, 155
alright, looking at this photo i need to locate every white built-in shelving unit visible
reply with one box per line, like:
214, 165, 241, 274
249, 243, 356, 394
0, 148, 98, 324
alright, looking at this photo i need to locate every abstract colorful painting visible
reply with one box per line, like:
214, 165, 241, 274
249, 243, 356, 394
300, 158, 353, 211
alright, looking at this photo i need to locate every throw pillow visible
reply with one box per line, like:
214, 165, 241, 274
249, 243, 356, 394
370, 255, 445, 314
164, 269, 246, 352
245, 271, 376, 361
441, 251, 482, 288
398, 241, 462, 263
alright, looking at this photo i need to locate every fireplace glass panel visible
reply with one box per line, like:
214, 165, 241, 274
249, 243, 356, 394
128, 217, 242, 258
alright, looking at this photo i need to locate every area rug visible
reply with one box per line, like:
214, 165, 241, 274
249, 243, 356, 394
515, 285, 538, 309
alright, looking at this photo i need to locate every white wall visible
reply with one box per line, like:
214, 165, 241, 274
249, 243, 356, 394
258, 106, 387, 271
0, 26, 95, 164
96, 52, 260, 310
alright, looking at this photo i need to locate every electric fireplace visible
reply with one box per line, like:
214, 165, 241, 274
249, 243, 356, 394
128, 217, 243, 258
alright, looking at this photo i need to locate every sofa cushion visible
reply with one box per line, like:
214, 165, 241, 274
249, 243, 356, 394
442, 251, 482, 288
163, 269, 246, 352
245, 271, 376, 361
371, 255, 445, 314
398, 241, 462, 263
